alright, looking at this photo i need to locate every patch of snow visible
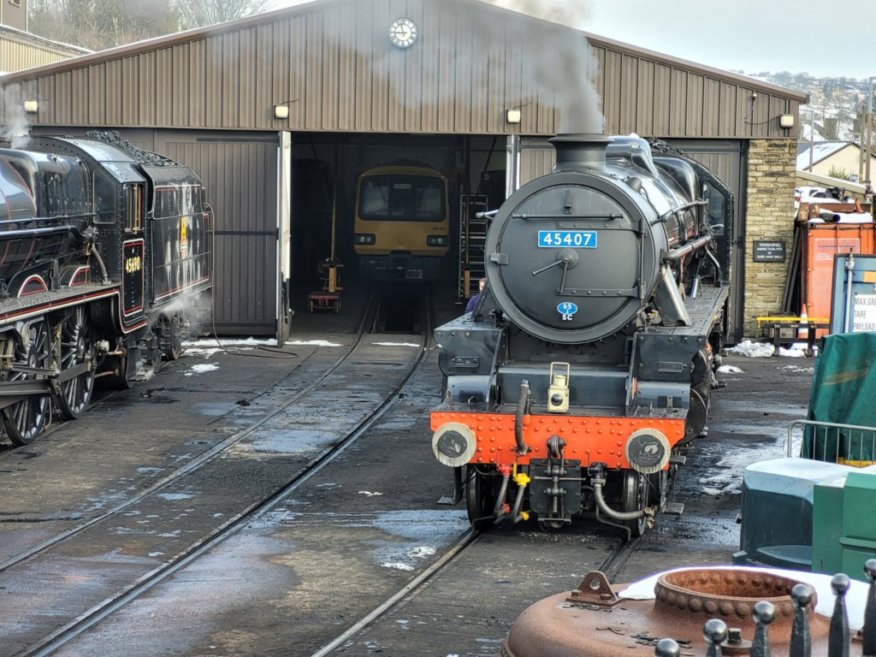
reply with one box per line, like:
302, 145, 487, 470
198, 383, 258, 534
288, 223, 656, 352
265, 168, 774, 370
717, 365, 744, 374
184, 363, 219, 376
286, 339, 341, 347
358, 490, 384, 497
372, 341, 419, 347
407, 546, 436, 558
726, 340, 775, 358
382, 562, 414, 571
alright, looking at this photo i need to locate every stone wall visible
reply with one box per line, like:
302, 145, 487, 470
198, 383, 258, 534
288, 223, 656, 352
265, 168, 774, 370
742, 139, 797, 336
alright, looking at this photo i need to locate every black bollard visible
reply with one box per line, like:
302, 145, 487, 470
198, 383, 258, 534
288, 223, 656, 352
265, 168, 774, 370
829, 574, 851, 657
655, 638, 681, 657
790, 583, 813, 657
864, 559, 876, 657
751, 600, 775, 657
704, 618, 729, 657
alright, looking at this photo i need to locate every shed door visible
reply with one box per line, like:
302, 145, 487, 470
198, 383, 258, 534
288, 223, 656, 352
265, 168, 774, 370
156, 132, 281, 337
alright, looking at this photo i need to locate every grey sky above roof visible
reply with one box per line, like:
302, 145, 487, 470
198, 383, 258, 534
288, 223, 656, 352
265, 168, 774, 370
270, 0, 874, 80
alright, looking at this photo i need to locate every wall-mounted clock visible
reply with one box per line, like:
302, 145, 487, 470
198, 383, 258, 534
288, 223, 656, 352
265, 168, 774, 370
389, 17, 418, 49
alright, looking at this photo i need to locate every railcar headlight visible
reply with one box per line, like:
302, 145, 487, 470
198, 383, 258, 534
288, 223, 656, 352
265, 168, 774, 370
426, 235, 449, 246
624, 428, 670, 475
355, 233, 376, 244
431, 422, 477, 467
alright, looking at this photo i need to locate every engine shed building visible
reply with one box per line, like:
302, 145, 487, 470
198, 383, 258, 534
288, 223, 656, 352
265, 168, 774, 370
0, 0, 806, 341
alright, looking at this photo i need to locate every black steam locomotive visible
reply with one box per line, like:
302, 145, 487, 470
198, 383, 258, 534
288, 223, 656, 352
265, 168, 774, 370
0, 133, 211, 446
431, 134, 733, 535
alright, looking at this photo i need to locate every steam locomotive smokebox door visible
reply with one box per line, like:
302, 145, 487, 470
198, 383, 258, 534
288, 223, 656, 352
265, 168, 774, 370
486, 172, 661, 344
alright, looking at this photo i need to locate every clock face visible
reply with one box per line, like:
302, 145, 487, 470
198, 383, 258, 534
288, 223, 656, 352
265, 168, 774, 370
389, 17, 418, 49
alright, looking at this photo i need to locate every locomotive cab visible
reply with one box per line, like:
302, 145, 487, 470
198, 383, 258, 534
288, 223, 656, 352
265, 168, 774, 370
431, 134, 733, 535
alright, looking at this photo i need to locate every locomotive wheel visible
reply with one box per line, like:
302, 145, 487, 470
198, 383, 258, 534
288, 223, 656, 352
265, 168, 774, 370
157, 314, 184, 361
620, 471, 649, 538
55, 306, 96, 420
465, 466, 497, 530
683, 388, 709, 443
3, 319, 51, 446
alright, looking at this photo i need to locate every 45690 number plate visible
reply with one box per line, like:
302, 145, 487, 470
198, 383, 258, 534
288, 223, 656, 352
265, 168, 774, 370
537, 230, 597, 248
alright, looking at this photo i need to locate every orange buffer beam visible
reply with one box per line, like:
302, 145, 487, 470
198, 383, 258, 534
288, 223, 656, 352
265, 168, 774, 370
431, 411, 685, 469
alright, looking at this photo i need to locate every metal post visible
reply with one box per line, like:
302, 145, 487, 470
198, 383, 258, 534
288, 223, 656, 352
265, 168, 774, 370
866, 77, 874, 189
809, 108, 815, 170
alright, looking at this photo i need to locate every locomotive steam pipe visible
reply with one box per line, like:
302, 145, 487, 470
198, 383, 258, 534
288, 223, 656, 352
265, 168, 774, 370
592, 477, 652, 522
493, 468, 511, 521
515, 380, 530, 455
662, 234, 713, 262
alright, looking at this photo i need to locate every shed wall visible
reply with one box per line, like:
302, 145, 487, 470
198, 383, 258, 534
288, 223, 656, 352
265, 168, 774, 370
34, 127, 282, 336
0, 0, 804, 140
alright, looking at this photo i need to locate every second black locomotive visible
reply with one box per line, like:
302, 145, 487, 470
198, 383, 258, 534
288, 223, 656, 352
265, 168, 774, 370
0, 133, 212, 445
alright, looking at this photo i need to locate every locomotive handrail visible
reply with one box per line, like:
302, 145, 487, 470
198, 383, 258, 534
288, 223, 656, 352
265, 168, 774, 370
509, 212, 623, 220
0, 225, 83, 238
663, 234, 713, 261
657, 199, 708, 221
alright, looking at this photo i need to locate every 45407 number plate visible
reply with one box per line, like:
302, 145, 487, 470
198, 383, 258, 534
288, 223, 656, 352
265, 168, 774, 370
537, 230, 597, 248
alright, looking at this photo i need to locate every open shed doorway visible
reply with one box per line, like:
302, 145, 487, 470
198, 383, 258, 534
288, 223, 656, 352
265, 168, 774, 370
287, 133, 507, 314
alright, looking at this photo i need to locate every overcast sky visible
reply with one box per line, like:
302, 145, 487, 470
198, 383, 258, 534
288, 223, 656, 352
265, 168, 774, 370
268, 0, 873, 80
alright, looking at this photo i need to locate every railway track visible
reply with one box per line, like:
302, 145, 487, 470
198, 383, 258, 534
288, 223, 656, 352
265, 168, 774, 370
0, 291, 379, 574
307, 522, 640, 657
4, 291, 435, 657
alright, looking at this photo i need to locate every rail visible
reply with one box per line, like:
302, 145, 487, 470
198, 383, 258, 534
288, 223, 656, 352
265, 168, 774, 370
786, 419, 876, 465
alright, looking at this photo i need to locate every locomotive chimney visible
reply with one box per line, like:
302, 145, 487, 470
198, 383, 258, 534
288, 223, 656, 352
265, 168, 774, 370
550, 134, 611, 171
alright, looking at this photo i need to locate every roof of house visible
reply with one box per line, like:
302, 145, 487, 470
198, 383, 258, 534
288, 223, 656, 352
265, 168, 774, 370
796, 141, 855, 169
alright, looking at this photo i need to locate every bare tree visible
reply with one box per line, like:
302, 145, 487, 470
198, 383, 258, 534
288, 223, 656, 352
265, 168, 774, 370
172, 0, 271, 31
28, 0, 272, 50
28, 0, 175, 50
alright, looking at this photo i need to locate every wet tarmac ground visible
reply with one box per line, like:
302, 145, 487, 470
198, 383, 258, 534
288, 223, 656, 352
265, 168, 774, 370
0, 282, 816, 657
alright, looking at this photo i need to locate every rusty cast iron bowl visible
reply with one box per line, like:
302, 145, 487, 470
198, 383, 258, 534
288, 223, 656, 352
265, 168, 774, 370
501, 568, 829, 657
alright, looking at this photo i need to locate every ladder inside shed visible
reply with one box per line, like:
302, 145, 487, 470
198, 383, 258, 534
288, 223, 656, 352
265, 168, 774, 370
457, 194, 489, 302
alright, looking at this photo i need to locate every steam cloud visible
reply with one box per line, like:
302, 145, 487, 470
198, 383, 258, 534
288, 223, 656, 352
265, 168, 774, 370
1, 87, 31, 148
317, 0, 604, 134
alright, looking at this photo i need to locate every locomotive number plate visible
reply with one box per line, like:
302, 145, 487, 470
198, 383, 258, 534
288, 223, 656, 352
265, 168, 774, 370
537, 230, 597, 248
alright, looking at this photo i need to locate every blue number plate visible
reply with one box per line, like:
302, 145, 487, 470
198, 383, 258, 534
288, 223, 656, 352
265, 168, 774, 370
537, 230, 597, 248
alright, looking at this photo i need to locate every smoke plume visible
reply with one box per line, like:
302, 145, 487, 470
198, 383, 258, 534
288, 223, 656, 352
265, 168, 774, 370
1, 87, 31, 148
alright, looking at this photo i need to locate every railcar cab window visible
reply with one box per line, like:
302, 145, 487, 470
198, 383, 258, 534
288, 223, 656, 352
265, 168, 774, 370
358, 175, 445, 221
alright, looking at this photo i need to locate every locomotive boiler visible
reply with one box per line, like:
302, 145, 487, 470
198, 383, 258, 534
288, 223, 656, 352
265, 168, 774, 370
430, 134, 733, 535
0, 133, 211, 446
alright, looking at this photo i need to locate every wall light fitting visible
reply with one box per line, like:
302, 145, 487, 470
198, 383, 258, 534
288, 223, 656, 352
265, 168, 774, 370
505, 108, 521, 124
779, 113, 795, 129
23, 99, 38, 114
273, 98, 299, 120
